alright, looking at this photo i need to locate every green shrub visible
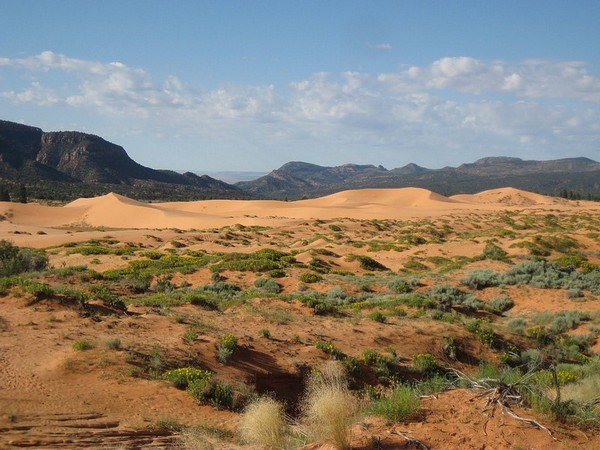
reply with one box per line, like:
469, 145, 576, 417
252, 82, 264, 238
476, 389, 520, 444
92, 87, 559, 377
412, 353, 442, 377
0, 240, 48, 277
258, 328, 271, 339
387, 278, 412, 294
461, 269, 502, 290
481, 242, 509, 261
349, 255, 389, 271
105, 338, 122, 350
485, 295, 515, 315
254, 277, 281, 294
163, 367, 212, 390
369, 384, 420, 423
72, 339, 93, 351
186, 292, 220, 310
299, 272, 322, 284
315, 340, 345, 360
217, 333, 238, 363
368, 311, 387, 323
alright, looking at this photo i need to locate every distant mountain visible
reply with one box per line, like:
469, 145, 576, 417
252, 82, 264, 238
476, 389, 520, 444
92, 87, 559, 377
237, 157, 600, 199
0, 120, 249, 201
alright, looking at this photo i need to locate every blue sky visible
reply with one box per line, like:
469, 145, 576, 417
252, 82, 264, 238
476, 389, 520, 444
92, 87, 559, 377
1, 1, 599, 172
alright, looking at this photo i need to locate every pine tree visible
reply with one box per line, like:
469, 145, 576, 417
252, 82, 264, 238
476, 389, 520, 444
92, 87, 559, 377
18, 184, 27, 204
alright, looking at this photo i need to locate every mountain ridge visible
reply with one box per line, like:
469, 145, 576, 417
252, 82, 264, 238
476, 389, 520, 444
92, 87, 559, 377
0, 120, 249, 201
237, 156, 600, 199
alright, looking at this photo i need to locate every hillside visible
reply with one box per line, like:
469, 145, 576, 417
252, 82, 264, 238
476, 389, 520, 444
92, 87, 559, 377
0, 120, 249, 201
237, 157, 600, 200
0, 189, 599, 448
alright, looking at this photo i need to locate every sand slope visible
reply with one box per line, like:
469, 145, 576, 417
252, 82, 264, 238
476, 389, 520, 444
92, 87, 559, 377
0, 187, 595, 231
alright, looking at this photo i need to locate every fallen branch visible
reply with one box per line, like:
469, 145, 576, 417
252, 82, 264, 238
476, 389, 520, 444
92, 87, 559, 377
501, 403, 552, 435
390, 429, 430, 450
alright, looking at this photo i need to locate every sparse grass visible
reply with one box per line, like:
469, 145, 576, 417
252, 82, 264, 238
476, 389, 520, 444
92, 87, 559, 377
369, 384, 420, 423
301, 362, 359, 450
72, 339, 94, 351
239, 396, 289, 449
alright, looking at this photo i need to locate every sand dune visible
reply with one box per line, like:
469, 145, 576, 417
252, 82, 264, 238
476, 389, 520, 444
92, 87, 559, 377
451, 187, 564, 206
0, 187, 594, 231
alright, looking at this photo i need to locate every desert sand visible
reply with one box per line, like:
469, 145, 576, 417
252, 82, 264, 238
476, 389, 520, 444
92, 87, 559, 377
1, 187, 599, 449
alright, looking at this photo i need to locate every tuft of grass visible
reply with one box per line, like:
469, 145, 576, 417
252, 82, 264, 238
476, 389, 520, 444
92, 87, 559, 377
239, 396, 289, 449
72, 339, 94, 351
369, 384, 420, 424
301, 362, 359, 450
217, 333, 238, 363
104, 338, 122, 350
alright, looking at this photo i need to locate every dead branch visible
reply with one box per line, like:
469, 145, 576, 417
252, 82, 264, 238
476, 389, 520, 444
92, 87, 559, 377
501, 403, 552, 435
390, 429, 430, 450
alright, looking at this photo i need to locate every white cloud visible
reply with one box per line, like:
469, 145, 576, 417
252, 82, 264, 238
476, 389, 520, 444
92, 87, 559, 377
1, 51, 599, 169
368, 43, 392, 50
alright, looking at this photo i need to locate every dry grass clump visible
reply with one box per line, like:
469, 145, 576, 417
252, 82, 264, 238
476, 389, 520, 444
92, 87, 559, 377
239, 396, 289, 449
301, 361, 360, 450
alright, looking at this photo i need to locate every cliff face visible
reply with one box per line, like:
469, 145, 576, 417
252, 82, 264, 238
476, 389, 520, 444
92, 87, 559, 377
37, 131, 140, 184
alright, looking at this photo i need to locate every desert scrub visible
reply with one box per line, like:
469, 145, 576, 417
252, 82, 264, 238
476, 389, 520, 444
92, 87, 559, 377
387, 277, 413, 294
369, 384, 420, 423
213, 248, 295, 272
480, 241, 509, 261
301, 362, 359, 450
217, 333, 238, 363
104, 338, 122, 350
346, 254, 389, 271
258, 328, 271, 339
299, 272, 322, 283
485, 295, 515, 315
239, 396, 289, 449
368, 311, 387, 323
72, 339, 94, 351
461, 269, 502, 290
0, 240, 49, 277
315, 340, 345, 360
163, 367, 212, 390
412, 353, 443, 378
254, 277, 281, 294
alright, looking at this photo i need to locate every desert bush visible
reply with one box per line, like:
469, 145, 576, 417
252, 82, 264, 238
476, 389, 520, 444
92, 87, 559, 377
327, 286, 350, 305
215, 248, 294, 273
387, 278, 412, 294
254, 277, 281, 294
217, 333, 238, 363
461, 269, 502, 290
402, 259, 428, 272
369, 384, 420, 423
105, 338, 122, 350
186, 291, 220, 310
428, 284, 468, 310
258, 328, 271, 339
315, 340, 345, 360
481, 241, 509, 261
89, 285, 126, 311
485, 295, 515, 315
412, 353, 443, 378
507, 317, 527, 335
352, 255, 389, 271
301, 362, 359, 450
299, 272, 322, 283
239, 396, 289, 449
163, 367, 212, 390
72, 339, 93, 351
368, 311, 387, 323
0, 240, 48, 277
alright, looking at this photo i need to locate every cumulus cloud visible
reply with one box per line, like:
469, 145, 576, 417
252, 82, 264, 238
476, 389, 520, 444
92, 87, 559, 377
1, 51, 599, 168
